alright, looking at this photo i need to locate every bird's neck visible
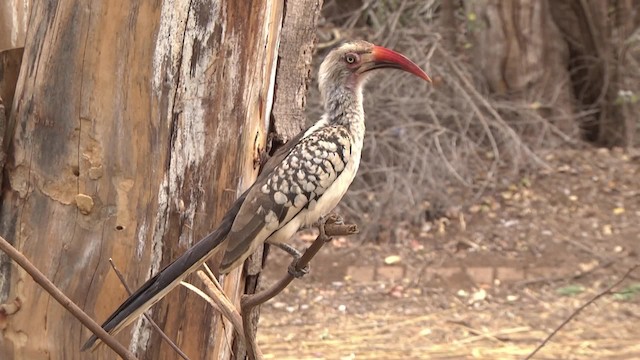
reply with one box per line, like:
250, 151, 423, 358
323, 85, 365, 129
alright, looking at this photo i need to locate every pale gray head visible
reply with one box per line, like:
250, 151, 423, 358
318, 40, 431, 105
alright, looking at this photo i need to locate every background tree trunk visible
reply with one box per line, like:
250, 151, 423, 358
465, 0, 579, 140
463, 0, 639, 147
548, 0, 640, 147
0, 0, 319, 359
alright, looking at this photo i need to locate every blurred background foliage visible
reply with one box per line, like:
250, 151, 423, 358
307, 0, 640, 241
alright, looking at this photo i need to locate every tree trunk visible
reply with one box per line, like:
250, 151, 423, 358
463, 0, 639, 147
270, 0, 323, 141
0, 0, 29, 52
0, 0, 28, 179
0, 0, 317, 359
593, 0, 638, 147
233, 1, 322, 358
466, 0, 579, 140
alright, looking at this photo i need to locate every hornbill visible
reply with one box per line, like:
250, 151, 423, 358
82, 40, 431, 351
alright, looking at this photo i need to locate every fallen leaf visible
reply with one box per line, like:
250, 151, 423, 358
410, 239, 424, 251
384, 255, 402, 265
388, 285, 404, 298
578, 260, 599, 272
471, 289, 487, 303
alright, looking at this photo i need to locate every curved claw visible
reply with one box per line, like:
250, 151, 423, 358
288, 261, 310, 278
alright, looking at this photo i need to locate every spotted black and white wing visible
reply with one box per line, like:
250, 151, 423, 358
219, 125, 353, 272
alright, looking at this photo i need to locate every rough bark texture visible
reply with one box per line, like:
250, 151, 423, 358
233, 1, 322, 358
0, 48, 23, 114
0, 0, 294, 359
466, 0, 578, 138
0, 0, 29, 52
271, 0, 324, 141
0, 48, 24, 165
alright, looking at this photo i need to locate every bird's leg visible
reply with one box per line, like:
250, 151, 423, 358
269, 213, 343, 278
271, 243, 310, 279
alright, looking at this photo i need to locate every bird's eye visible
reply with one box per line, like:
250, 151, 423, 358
345, 53, 358, 64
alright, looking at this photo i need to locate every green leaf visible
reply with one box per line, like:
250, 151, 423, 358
556, 284, 585, 296
613, 283, 640, 301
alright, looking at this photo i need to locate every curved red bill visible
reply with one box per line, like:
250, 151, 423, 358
372, 45, 431, 83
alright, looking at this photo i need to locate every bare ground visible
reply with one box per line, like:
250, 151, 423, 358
257, 147, 640, 360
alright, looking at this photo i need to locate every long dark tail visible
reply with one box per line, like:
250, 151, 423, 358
81, 193, 246, 351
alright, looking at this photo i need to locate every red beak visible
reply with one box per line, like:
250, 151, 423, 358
371, 45, 431, 83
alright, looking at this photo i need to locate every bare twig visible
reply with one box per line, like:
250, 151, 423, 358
240, 215, 358, 360
0, 235, 137, 360
524, 263, 640, 360
242, 216, 358, 309
195, 270, 245, 336
517, 259, 615, 287
108, 259, 190, 360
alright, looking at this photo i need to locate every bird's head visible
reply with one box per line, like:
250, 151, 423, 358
318, 40, 431, 102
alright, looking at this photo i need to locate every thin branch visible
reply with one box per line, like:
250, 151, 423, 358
193, 270, 252, 358
240, 215, 358, 360
195, 270, 245, 336
0, 235, 136, 360
203, 263, 217, 284
108, 259, 191, 360
517, 259, 615, 287
242, 217, 358, 310
524, 263, 640, 360
180, 282, 219, 309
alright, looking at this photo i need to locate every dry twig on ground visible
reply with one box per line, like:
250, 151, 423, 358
524, 263, 640, 360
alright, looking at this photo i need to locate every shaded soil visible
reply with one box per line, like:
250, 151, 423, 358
257, 148, 640, 359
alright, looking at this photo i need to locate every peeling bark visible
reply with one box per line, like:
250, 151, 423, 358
0, 0, 318, 359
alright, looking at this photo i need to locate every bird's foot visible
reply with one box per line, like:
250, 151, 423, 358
325, 213, 344, 226
288, 260, 310, 279
273, 242, 302, 258
273, 242, 310, 278
315, 213, 342, 227
315, 213, 344, 241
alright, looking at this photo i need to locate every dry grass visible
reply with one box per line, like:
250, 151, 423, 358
259, 283, 640, 360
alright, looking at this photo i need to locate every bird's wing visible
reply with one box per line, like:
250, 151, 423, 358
219, 125, 352, 272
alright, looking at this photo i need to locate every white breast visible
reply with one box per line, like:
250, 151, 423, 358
301, 130, 363, 226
